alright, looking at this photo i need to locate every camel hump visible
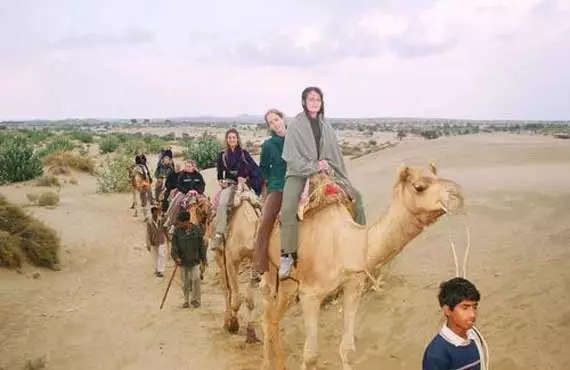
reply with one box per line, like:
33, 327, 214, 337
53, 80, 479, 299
297, 173, 354, 221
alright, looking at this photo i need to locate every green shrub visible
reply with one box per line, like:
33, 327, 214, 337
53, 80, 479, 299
122, 139, 146, 156
38, 136, 74, 157
26, 193, 39, 203
69, 177, 79, 185
37, 191, 59, 207
0, 195, 60, 269
36, 175, 60, 187
18, 128, 53, 144
183, 132, 222, 169
0, 136, 43, 184
99, 135, 121, 154
43, 152, 95, 174
96, 155, 132, 193
69, 130, 94, 143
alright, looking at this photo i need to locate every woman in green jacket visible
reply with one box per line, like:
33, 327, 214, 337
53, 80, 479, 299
253, 109, 287, 275
279, 87, 366, 278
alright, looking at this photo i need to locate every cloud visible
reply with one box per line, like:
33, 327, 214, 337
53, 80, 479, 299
54, 28, 154, 49
388, 21, 457, 58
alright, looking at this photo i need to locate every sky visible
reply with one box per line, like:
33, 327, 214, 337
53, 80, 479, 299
0, 0, 569, 120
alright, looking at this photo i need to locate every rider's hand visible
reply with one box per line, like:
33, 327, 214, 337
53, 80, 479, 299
175, 258, 182, 266
188, 190, 198, 196
237, 177, 246, 184
218, 180, 224, 188
317, 160, 330, 172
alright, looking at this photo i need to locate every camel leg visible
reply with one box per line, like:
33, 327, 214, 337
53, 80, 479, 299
339, 273, 365, 370
261, 275, 297, 370
132, 188, 138, 216
140, 189, 149, 221
227, 256, 242, 334
215, 248, 241, 334
245, 278, 260, 343
300, 293, 323, 370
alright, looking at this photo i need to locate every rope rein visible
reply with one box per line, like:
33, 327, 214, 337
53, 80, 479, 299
442, 203, 490, 370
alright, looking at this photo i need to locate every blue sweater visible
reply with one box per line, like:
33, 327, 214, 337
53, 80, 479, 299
423, 334, 481, 370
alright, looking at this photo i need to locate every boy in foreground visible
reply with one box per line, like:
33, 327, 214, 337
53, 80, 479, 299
423, 277, 487, 370
171, 211, 207, 308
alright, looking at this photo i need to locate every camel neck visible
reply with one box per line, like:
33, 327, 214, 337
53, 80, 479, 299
366, 202, 424, 270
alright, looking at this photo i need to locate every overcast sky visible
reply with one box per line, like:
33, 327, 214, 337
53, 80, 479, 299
1, 0, 569, 120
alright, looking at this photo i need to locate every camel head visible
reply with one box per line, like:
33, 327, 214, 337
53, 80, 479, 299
394, 163, 463, 226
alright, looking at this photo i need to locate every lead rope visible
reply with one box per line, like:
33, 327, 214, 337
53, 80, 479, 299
441, 203, 490, 370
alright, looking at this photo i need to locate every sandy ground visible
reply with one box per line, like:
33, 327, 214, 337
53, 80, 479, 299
1, 133, 569, 370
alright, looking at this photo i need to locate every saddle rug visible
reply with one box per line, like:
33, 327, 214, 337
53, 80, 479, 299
297, 173, 355, 221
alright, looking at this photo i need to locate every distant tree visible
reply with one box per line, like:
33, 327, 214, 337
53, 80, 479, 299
397, 130, 406, 141
130, 119, 137, 124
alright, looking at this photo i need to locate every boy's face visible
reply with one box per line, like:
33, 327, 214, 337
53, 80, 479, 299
444, 299, 478, 333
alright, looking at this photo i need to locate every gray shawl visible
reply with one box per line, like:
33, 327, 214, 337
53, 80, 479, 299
282, 112, 349, 181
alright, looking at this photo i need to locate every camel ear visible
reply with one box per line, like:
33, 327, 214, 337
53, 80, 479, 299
430, 162, 437, 175
397, 164, 410, 183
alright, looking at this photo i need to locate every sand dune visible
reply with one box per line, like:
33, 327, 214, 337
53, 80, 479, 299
1, 133, 569, 369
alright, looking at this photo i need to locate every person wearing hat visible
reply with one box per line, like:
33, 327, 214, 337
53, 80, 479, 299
171, 211, 207, 308
146, 204, 169, 277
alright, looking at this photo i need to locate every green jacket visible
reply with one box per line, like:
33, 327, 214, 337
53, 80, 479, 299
260, 134, 286, 193
171, 224, 206, 267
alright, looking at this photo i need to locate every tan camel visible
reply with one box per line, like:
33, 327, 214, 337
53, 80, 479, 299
261, 164, 463, 370
205, 189, 261, 343
128, 164, 151, 218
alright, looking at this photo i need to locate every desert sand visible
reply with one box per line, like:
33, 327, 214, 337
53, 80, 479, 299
1, 133, 569, 369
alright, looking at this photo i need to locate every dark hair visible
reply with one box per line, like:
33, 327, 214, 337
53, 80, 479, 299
177, 211, 190, 222
224, 128, 242, 150
438, 277, 480, 310
301, 86, 325, 117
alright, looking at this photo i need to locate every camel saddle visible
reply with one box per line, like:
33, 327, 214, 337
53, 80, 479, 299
297, 173, 355, 221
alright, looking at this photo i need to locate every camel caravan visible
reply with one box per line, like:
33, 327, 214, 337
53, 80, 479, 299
132, 87, 464, 369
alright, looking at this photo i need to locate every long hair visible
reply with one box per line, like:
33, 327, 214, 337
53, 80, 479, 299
264, 108, 285, 135
301, 86, 325, 117
224, 128, 242, 151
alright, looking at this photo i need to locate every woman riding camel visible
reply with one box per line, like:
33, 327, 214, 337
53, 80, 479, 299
253, 109, 287, 275
279, 86, 366, 278
210, 128, 262, 252
164, 159, 206, 228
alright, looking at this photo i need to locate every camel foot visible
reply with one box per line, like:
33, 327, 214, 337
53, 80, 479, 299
129, 204, 135, 209
245, 327, 260, 344
224, 317, 239, 334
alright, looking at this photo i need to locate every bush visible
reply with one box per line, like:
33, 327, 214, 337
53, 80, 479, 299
19, 219, 60, 268
37, 191, 59, 207
69, 178, 78, 185
96, 155, 132, 193
0, 231, 22, 268
122, 139, 146, 156
0, 136, 43, 184
183, 132, 222, 169
38, 136, 74, 157
0, 195, 60, 269
99, 135, 121, 154
26, 193, 39, 203
36, 175, 60, 187
43, 152, 95, 174
14, 128, 53, 145
69, 130, 94, 143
